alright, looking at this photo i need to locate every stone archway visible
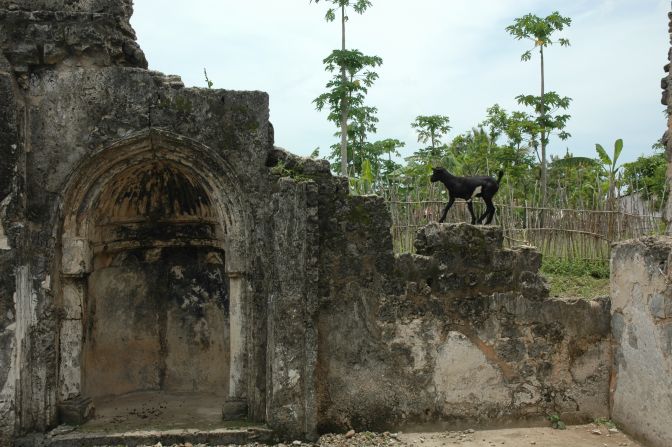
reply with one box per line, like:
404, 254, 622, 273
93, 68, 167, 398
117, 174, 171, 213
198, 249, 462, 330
56, 129, 255, 424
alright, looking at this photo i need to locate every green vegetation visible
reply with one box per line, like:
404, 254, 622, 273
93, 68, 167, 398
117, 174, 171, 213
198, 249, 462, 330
594, 417, 618, 429
203, 67, 213, 89
506, 12, 573, 207
312, 0, 379, 176
542, 258, 610, 299
306, 6, 664, 263
548, 413, 566, 430
622, 147, 667, 209
270, 161, 314, 182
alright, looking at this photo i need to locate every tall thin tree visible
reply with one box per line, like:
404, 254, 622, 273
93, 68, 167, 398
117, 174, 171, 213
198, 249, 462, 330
312, 0, 373, 176
506, 11, 571, 206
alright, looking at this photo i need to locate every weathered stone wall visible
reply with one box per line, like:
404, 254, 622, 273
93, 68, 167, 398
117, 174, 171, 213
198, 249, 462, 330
264, 176, 321, 439
0, 0, 146, 79
315, 219, 612, 431
318, 224, 611, 429
0, 0, 319, 442
611, 238, 672, 447
0, 1, 618, 444
83, 246, 230, 398
663, 8, 672, 231
0, 46, 23, 447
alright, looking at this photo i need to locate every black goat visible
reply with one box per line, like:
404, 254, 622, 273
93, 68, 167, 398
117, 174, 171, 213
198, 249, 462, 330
430, 167, 504, 225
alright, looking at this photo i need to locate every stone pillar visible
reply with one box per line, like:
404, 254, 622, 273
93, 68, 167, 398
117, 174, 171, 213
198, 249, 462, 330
228, 272, 245, 399
58, 238, 91, 402
611, 238, 672, 447
222, 237, 248, 420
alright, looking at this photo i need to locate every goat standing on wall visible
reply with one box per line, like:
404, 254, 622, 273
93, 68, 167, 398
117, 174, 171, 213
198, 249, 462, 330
430, 167, 504, 225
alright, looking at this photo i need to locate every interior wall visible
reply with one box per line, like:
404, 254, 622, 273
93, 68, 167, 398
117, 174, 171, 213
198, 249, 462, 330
83, 246, 229, 399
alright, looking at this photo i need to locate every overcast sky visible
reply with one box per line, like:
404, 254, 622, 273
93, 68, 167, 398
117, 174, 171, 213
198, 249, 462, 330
130, 0, 670, 165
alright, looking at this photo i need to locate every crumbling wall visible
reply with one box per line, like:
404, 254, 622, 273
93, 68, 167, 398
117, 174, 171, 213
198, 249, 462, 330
0, 0, 306, 442
611, 237, 672, 447
0, 49, 22, 447
0, 0, 619, 444
663, 7, 672, 233
263, 176, 321, 439
0, 0, 146, 79
316, 222, 612, 431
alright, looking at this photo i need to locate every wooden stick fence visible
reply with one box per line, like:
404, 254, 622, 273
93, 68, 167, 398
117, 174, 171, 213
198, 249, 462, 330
387, 199, 664, 260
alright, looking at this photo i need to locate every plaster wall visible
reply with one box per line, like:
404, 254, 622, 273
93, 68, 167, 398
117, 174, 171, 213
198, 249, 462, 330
0, 1, 623, 444
611, 238, 672, 447
315, 218, 612, 432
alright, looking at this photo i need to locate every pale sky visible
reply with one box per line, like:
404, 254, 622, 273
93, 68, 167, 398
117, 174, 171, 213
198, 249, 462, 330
130, 0, 670, 165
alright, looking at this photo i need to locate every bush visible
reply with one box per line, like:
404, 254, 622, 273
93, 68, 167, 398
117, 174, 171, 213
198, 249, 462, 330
541, 257, 609, 279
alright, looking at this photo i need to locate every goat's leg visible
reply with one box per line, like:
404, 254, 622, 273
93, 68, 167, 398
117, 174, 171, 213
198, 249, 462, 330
467, 200, 476, 224
476, 204, 489, 224
482, 197, 496, 224
485, 204, 496, 224
439, 197, 455, 223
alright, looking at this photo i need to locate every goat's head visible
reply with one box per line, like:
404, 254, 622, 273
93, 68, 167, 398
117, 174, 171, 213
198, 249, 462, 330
430, 167, 447, 183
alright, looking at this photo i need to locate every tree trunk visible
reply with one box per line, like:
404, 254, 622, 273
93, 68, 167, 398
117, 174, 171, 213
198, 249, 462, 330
540, 45, 547, 208
339, 4, 348, 177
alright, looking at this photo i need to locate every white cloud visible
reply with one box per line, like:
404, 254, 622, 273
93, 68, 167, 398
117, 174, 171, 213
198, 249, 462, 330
130, 0, 670, 164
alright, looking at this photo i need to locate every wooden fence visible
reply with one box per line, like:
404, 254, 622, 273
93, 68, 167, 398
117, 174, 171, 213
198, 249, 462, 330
387, 199, 664, 260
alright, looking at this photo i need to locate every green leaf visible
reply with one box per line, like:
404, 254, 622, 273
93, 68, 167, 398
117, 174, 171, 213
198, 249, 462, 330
595, 143, 612, 166
613, 139, 623, 166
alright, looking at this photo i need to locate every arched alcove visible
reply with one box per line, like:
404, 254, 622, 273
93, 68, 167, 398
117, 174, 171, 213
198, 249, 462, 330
83, 159, 229, 399
56, 129, 257, 426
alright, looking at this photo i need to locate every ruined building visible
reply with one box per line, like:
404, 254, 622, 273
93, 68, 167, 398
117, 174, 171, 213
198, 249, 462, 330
0, 1, 669, 447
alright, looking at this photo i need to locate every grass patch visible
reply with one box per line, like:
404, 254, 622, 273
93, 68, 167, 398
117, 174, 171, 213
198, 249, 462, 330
541, 258, 610, 299
594, 417, 617, 429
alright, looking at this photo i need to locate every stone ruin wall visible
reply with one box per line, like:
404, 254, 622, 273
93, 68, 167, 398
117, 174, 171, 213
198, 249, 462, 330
0, 0, 654, 445
0, 0, 324, 442
610, 238, 672, 447
312, 201, 611, 431
606, 7, 672, 447
664, 7, 672, 230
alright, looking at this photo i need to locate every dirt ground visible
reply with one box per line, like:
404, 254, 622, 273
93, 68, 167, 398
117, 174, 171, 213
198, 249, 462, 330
118, 425, 645, 447
396, 425, 643, 447
63, 393, 645, 447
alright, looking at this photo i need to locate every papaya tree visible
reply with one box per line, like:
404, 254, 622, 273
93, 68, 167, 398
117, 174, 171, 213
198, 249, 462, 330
506, 11, 572, 206
311, 0, 376, 176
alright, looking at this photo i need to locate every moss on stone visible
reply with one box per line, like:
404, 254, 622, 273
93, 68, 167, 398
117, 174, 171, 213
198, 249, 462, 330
346, 202, 372, 226
270, 161, 313, 182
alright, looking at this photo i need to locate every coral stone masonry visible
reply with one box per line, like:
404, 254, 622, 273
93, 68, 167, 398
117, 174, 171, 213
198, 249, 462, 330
0, 1, 669, 446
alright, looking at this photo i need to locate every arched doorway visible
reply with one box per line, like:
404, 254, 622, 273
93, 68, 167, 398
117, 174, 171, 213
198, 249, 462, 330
56, 130, 254, 428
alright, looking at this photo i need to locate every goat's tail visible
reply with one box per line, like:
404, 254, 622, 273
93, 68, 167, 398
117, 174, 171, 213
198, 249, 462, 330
496, 170, 504, 184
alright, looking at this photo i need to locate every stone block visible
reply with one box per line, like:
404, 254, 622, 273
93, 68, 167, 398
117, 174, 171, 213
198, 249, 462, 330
222, 398, 248, 420
61, 280, 83, 319
414, 222, 503, 257
61, 238, 91, 276
57, 395, 94, 426
225, 237, 245, 274
59, 319, 82, 400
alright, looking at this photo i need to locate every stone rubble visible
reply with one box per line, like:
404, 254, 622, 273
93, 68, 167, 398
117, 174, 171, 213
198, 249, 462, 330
130, 431, 410, 447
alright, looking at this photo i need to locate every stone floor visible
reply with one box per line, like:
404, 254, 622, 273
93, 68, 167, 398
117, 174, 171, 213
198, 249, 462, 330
47, 391, 271, 446
86, 391, 250, 432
